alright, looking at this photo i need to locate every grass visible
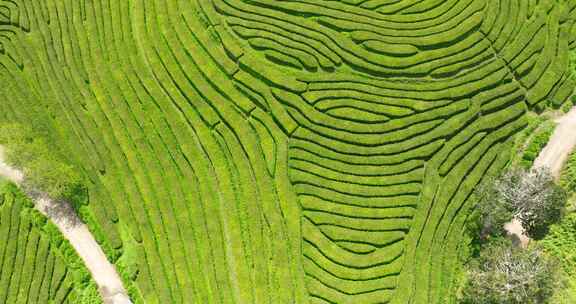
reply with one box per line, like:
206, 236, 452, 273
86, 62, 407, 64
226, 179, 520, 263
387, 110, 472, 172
560, 151, 576, 203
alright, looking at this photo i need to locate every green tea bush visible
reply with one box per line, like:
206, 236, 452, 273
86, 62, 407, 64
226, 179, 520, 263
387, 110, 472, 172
0, 0, 574, 303
520, 121, 556, 168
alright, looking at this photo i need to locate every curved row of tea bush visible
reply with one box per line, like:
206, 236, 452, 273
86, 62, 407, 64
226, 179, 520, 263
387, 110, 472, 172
208, 0, 576, 303
0, 0, 573, 303
0, 182, 100, 303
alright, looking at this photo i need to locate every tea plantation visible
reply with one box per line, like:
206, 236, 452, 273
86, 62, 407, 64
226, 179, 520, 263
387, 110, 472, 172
0, 182, 99, 303
0, 0, 575, 303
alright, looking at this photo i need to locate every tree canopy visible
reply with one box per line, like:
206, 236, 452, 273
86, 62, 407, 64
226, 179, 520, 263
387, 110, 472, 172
461, 243, 562, 304
475, 168, 566, 240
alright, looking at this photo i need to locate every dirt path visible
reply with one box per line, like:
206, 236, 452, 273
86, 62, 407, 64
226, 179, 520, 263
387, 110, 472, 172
533, 106, 576, 178
505, 106, 576, 247
504, 219, 531, 248
0, 147, 131, 304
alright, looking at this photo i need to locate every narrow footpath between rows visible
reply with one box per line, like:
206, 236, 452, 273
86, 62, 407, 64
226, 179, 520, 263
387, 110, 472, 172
505, 106, 576, 247
0, 147, 132, 304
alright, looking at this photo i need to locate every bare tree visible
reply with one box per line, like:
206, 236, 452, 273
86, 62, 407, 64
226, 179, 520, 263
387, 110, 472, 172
476, 168, 566, 240
461, 244, 562, 304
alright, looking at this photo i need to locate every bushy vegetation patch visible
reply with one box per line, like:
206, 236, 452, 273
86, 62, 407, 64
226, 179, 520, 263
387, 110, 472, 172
460, 243, 562, 304
540, 213, 576, 300
538, 151, 576, 301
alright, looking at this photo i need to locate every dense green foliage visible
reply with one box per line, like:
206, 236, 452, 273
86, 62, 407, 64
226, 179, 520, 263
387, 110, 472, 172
0, 182, 101, 303
519, 121, 556, 168
461, 167, 569, 303
509, 114, 556, 169
0, 0, 574, 303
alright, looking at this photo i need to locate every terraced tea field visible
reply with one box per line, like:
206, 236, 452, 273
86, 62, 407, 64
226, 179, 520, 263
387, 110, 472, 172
0, 0, 575, 303
0, 183, 99, 303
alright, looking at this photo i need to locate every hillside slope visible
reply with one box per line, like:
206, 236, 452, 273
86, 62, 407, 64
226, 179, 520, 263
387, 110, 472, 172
0, 0, 574, 303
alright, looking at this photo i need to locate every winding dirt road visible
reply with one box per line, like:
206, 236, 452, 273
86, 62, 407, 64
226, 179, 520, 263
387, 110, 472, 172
505, 106, 576, 247
0, 147, 131, 304
534, 106, 576, 178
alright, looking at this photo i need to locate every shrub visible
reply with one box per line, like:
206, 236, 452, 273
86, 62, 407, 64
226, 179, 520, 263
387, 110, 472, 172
44, 222, 65, 247
78, 283, 102, 304
474, 177, 514, 240
520, 121, 555, 168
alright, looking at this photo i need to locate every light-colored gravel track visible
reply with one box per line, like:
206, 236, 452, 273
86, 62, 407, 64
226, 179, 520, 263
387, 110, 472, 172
505, 106, 576, 247
534, 106, 576, 178
0, 146, 131, 304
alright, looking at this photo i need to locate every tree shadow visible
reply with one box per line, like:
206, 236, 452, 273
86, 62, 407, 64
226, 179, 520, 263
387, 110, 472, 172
509, 233, 522, 247
26, 188, 81, 228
